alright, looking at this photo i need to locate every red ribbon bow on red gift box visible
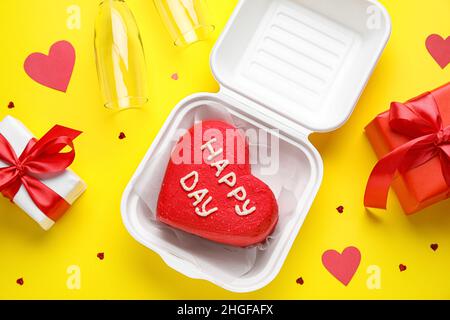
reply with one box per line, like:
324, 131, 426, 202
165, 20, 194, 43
0, 125, 81, 220
365, 92, 450, 209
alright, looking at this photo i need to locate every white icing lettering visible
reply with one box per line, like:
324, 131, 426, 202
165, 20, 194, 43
177, 135, 257, 218
227, 186, 247, 201
180, 171, 199, 192
201, 138, 223, 161
211, 159, 229, 177
188, 188, 209, 206
218, 172, 236, 188
236, 199, 256, 216
195, 196, 218, 217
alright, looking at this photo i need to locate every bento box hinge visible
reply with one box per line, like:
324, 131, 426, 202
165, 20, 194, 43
217, 87, 312, 140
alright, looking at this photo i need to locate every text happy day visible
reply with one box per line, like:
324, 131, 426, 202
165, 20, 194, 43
180, 138, 256, 217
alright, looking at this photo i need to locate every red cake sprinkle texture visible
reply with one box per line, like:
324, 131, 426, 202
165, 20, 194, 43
97, 252, 105, 260
430, 243, 439, 251
296, 277, 304, 285
16, 278, 24, 286
119, 132, 126, 140
336, 206, 344, 214
8, 101, 15, 109
399, 264, 407, 272
171, 73, 179, 80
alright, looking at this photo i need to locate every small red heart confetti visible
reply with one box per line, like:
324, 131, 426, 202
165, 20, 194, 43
16, 278, 24, 286
296, 277, 304, 285
8, 101, 15, 109
430, 243, 439, 251
399, 264, 407, 272
97, 252, 105, 260
171, 73, 179, 80
336, 206, 344, 214
118, 132, 126, 140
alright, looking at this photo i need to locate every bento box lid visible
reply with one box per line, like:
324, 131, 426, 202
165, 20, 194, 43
211, 0, 391, 133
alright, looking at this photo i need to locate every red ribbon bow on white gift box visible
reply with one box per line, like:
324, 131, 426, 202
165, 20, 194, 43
0, 125, 81, 221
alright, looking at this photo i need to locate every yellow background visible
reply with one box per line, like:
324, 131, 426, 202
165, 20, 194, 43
0, 0, 449, 299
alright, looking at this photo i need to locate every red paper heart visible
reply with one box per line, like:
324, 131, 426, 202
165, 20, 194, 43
157, 121, 278, 247
426, 34, 450, 69
322, 246, 361, 286
24, 40, 76, 92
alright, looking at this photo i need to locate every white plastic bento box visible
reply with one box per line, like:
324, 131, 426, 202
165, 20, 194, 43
121, 0, 391, 292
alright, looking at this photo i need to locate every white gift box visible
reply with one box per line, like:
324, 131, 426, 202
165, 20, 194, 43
0, 116, 86, 230
121, 0, 391, 292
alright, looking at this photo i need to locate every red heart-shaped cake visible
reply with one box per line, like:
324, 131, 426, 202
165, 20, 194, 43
157, 121, 278, 247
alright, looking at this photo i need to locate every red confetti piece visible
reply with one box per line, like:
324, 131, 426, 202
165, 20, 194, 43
336, 206, 344, 214
296, 277, 304, 285
430, 243, 439, 251
97, 252, 105, 260
119, 132, 126, 140
8, 101, 15, 109
399, 264, 407, 272
16, 278, 24, 285
171, 73, 179, 80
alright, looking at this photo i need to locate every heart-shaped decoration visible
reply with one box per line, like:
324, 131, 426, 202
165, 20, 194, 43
24, 40, 76, 92
157, 121, 278, 247
426, 34, 450, 69
322, 246, 361, 286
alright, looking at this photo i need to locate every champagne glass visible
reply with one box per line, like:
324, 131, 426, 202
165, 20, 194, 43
154, 0, 214, 47
95, 0, 148, 110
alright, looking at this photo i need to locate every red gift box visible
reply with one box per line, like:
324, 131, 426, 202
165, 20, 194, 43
365, 82, 450, 214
